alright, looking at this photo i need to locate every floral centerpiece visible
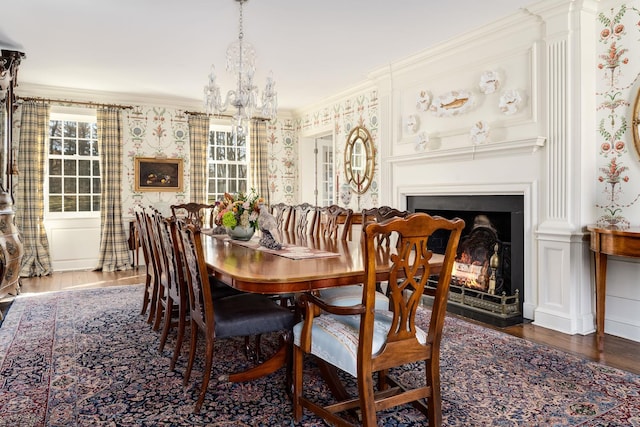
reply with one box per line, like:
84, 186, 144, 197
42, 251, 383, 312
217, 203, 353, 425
214, 189, 263, 239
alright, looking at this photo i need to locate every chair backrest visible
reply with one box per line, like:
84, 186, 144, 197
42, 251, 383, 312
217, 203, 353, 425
361, 206, 411, 247
171, 203, 217, 228
290, 203, 319, 236
134, 206, 152, 269
361, 212, 464, 371
156, 214, 185, 302
320, 204, 353, 240
175, 220, 214, 335
270, 202, 291, 230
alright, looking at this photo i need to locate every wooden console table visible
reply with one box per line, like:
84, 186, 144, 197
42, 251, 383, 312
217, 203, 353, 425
587, 225, 640, 350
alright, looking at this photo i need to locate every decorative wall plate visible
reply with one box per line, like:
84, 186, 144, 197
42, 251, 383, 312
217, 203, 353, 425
499, 89, 522, 115
470, 121, 490, 144
416, 90, 432, 112
479, 70, 500, 94
405, 114, 419, 134
430, 90, 476, 117
415, 132, 429, 151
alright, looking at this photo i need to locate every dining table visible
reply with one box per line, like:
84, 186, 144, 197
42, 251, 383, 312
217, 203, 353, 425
200, 229, 444, 394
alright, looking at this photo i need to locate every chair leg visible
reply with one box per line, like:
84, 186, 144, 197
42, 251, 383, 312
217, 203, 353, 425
183, 321, 198, 386
195, 339, 215, 413
170, 301, 187, 371
357, 371, 377, 427
426, 359, 442, 427
158, 297, 174, 353
293, 346, 304, 421
146, 280, 158, 324
153, 287, 165, 331
140, 272, 151, 315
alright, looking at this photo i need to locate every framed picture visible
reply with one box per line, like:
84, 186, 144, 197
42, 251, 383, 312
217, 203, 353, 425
134, 157, 184, 192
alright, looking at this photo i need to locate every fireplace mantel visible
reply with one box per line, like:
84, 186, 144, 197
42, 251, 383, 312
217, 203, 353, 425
388, 136, 546, 165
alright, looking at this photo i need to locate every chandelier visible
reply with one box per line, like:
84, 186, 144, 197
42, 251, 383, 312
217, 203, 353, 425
203, 0, 277, 140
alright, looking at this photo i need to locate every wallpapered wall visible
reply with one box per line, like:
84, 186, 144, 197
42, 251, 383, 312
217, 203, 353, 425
120, 89, 381, 217
595, 2, 640, 226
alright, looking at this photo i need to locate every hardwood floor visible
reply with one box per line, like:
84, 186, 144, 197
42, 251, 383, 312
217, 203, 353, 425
10, 267, 640, 375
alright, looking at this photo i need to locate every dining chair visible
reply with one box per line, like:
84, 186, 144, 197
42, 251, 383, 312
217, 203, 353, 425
317, 206, 411, 311
170, 202, 217, 228
289, 203, 320, 236
320, 204, 353, 240
270, 202, 291, 231
293, 212, 464, 427
146, 208, 170, 331
134, 206, 155, 321
155, 214, 190, 370
176, 221, 296, 413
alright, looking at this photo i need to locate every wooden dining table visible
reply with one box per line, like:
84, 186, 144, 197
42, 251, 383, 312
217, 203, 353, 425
199, 230, 444, 393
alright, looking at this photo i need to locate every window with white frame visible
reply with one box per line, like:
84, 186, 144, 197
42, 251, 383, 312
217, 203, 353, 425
47, 112, 100, 215
206, 126, 249, 203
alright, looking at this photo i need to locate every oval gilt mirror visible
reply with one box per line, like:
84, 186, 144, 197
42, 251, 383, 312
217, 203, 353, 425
344, 126, 375, 195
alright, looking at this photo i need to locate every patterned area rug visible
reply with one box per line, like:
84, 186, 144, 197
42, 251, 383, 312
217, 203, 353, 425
0, 285, 638, 426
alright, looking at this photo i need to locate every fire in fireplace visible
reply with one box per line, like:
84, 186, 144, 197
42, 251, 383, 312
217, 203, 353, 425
408, 195, 524, 327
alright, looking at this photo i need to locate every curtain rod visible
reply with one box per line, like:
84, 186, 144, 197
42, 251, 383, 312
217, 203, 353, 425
184, 110, 269, 122
17, 96, 133, 110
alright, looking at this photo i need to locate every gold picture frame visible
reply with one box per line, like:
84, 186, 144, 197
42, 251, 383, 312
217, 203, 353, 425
134, 157, 184, 192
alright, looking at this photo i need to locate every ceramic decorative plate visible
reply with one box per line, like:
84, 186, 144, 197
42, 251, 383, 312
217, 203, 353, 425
416, 90, 432, 112
470, 121, 490, 144
499, 89, 522, 115
430, 90, 475, 117
479, 70, 500, 94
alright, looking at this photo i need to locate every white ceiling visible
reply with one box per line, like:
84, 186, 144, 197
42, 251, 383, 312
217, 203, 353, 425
3, 0, 534, 112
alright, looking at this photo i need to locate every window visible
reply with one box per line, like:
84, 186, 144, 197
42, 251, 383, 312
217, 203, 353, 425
206, 126, 248, 203
47, 113, 100, 215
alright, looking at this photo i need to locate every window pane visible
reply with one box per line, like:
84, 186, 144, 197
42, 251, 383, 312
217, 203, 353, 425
238, 180, 247, 193
238, 164, 247, 178
227, 146, 236, 161
92, 160, 100, 175
64, 196, 77, 211
229, 180, 237, 193
64, 177, 77, 193
93, 178, 100, 193
216, 180, 226, 193
91, 123, 97, 139
78, 196, 92, 211
78, 178, 91, 193
49, 177, 62, 194
216, 164, 226, 177
63, 121, 77, 138
78, 122, 92, 139
64, 140, 77, 155
78, 140, 92, 156
50, 138, 62, 155
238, 147, 246, 162
64, 159, 77, 175
216, 146, 226, 161
92, 196, 100, 211
49, 159, 62, 175
49, 196, 62, 212
50, 120, 62, 137
78, 159, 91, 176
228, 164, 237, 178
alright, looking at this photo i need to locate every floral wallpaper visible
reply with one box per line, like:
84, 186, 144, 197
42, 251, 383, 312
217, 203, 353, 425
595, 2, 640, 226
121, 106, 190, 217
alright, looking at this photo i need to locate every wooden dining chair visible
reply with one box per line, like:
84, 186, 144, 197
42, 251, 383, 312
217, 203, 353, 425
289, 203, 320, 236
155, 214, 190, 370
270, 202, 291, 230
145, 208, 170, 331
320, 204, 354, 240
293, 212, 464, 427
176, 221, 296, 413
134, 206, 156, 321
170, 202, 217, 228
318, 206, 410, 310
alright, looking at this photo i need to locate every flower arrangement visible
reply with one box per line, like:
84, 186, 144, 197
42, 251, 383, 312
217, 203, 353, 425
215, 189, 263, 231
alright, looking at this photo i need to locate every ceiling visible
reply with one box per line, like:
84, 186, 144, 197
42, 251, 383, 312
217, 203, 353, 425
3, 0, 534, 112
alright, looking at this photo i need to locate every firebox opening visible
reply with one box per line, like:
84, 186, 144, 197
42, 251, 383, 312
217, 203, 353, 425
407, 195, 525, 327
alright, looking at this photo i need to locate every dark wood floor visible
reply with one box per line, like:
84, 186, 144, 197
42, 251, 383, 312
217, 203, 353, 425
10, 267, 640, 375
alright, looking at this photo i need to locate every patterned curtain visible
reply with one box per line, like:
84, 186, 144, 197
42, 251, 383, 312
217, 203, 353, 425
95, 108, 131, 271
250, 120, 269, 205
16, 101, 52, 277
188, 113, 209, 203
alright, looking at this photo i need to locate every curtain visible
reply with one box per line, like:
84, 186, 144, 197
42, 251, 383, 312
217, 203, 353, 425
250, 120, 269, 206
16, 101, 52, 277
188, 114, 209, 203
95, 108, 131, 271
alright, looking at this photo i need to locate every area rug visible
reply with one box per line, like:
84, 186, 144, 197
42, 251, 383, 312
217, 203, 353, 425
0, 285, 638, 426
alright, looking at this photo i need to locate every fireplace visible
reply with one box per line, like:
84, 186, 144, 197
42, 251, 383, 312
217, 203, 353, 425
407, 195, 524, 326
